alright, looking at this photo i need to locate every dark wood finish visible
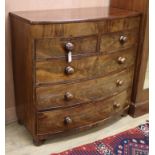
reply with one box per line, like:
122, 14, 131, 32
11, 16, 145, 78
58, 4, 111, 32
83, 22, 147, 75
129, 100, 149, 117
110, 0, 149, 117
36, 69, 133, 110
100, 29, 139, 53
34, 19, 140, 64
31, 22, 102, 38
10, 17, 36, 137
134, 14, 149, 102
9, 7, 141, 24
36, 36, 98, 59
108, 16, 140, 32
29, 16, 141, 39
37, 90, 130, 135
33, 138, 45, 146
10, 7, 141, 145
36, 48, 136, 85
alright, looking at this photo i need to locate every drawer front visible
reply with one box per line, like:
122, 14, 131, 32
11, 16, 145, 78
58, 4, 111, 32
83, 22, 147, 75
35, 36, 97, 59
34, 17, 140, 58
31, 17, 140, 38
108, 16, 140, 32
100, 29, 139, 53
36, 48, 136, 85
37, 90, 130, 135
36, 69, 133, 110
31, 21, 104, 38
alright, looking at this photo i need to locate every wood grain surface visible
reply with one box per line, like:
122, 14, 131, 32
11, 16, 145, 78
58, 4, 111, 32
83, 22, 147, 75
36, 48, 136, 85
30, 16, 140, 39
6, 1, 109, 124
36, 69, 133, 110
110, 0, 149, 117
31, 21, 104, 38
9, 7, 141, 24
35, 36, 98, 59
10, 17, 36, 136
35, 27, 139, 59
100, 29, 139, 53
37, 90, 130, 135
9, 6, 141, 144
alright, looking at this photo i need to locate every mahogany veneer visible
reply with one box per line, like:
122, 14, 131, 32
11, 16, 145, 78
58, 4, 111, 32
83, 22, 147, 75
10, 7, 141, 145
110, 0, 149, 117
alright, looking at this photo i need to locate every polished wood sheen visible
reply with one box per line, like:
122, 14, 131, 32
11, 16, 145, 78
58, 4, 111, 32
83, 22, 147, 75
110, 0, 149, 117
35, 36, 98, 59
10, 7, 141, 145
36, 48, 136, 85
100, 29, 139, 53
36, 69, 133, 110
10, 17, 36, 132
9, 7, 141, 24
30, 16, 140, 39
108, 16, 140, 32
35, 27, 139, 59
37, 90, 130, 135
31, 22, 101, 38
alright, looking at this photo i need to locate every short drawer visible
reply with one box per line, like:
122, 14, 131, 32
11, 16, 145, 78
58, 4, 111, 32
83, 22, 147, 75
37, 90, 130, 135
36, 48, 136, 85
36, 69, 133, 110
100, 29, 139, 53
35, 36, 97, 59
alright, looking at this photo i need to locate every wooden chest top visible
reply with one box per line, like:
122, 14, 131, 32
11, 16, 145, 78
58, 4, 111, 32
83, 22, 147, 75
9, 7, 141, 24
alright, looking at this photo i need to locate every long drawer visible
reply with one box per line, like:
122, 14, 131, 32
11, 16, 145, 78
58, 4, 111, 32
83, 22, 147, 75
32, 16, 140, 39
37, 90, 130, 135
36, 48, 136, 85
36, 69, 133, 110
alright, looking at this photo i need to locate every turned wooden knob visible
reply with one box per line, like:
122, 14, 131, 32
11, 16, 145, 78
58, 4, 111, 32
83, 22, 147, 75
116, 80, 124, 86
117, 57, 126, 64
120, 36, 127, 43
113, 102, 121, 108
64, 116, 72, 124
64, 92, 74, 101
65, 42, 74, 51
65, 66, 74, 75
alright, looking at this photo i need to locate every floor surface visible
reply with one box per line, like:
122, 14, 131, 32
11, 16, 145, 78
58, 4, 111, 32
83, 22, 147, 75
6, 114, 149, 155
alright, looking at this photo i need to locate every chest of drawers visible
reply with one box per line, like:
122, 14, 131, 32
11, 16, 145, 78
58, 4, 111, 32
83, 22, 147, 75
10, 7, 141, 145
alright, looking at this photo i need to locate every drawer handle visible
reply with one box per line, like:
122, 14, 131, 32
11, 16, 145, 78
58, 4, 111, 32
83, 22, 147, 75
65, 42, 74, 51
65, 42, 74, 63
113, 102, 121, 108
120, 36, 127, 44
118, 57, 126, 64
65, 66, 74, 75
64, 116, 72, 124
116, 80, 124, 86
64, 92, 74, 101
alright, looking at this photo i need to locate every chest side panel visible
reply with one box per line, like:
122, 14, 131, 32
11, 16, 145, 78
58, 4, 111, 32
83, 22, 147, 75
10, 17, 36, 136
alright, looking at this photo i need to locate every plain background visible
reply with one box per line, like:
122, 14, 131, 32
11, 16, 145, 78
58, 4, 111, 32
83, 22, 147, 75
5, 0, 110, 123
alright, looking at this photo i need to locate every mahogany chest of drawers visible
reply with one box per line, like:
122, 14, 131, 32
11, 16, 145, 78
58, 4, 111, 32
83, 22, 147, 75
10, 7, 141, 145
